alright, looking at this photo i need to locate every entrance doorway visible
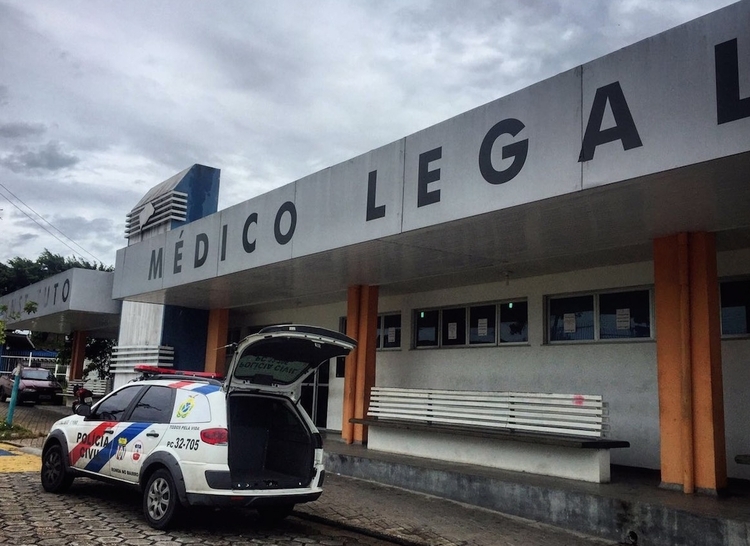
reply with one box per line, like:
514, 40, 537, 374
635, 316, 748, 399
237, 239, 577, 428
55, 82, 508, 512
300, 360, 329, 429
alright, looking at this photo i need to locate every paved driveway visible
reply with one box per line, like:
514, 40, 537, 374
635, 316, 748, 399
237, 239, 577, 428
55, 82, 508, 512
0, 472, 393, 546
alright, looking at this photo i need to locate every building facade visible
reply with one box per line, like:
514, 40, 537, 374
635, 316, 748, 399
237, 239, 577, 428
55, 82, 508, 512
107, 2, 749, 492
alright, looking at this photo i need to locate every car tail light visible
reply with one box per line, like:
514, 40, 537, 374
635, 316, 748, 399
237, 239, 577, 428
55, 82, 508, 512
200, 428, 228, 445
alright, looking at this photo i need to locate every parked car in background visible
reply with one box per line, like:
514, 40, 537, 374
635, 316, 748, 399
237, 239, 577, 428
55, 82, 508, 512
40, 324, 356, 529
0, 367, 65, 405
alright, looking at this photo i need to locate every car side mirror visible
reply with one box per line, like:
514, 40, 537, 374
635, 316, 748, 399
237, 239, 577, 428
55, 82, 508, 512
75, 404, 92, 417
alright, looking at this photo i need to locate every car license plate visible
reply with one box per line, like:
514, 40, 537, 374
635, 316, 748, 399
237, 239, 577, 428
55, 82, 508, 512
39, 394, 51, 400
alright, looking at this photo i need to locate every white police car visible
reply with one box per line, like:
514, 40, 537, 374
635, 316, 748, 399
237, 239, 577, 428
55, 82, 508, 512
40, 325, 355, 529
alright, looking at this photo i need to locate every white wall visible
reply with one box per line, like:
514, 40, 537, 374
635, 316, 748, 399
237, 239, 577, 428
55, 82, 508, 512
232, 249, 750, 478
377, 262, 658, 469
718, 248, 750, 480
113, 301, 166, 389
117, 301, 164, 346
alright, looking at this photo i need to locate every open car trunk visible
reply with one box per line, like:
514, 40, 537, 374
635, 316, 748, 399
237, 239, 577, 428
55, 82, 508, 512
227, 392, 317, 490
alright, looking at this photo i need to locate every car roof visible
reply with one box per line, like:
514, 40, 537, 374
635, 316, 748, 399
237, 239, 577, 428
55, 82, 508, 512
131, 378, 223, 394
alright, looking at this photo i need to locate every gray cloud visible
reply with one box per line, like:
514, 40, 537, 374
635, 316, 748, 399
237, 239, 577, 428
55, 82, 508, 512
5, 231, 40, 249
0, 122, 46, 139
0, 0, 736, 265
8, 212, 120, 265
0, 141, 80, 173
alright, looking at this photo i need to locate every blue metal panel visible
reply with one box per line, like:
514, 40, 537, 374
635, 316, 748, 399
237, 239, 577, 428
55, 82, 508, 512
160, 306, 209, 372
172, 164, 220, 228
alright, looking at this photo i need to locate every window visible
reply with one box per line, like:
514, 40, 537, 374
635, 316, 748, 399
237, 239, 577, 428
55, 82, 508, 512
414, 300, 527, 348
721, 279, 750, 336
129, 386, 175, 424
415, 309, 439, 347
548, 289, 652, 343
470, 304, 496, 344
500, 301, 528, 343
549, 295, 594, 341
335, 357, 346, 378
441, 308, 466, 346
20, 369, 55, 381
335, 312, 402, 377
93, 386, 144, 422
379, 313, 402, 349
599, 290, 650, 339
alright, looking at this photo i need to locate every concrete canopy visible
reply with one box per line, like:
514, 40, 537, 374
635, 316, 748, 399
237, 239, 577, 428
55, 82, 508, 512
0, 269, 121, 337
114, 152, 750, 314
112, 2, 750, 315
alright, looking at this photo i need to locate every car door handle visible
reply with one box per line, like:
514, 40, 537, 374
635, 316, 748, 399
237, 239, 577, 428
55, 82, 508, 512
146, 431, 160, 438
104, 429, 114, 434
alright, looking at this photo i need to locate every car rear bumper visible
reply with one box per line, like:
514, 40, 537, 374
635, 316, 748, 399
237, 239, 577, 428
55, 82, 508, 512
185, 490, 322, 507
18, 391, 63, 404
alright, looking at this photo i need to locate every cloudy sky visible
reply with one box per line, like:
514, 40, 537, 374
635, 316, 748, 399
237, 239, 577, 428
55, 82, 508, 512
0, 0, 737, 266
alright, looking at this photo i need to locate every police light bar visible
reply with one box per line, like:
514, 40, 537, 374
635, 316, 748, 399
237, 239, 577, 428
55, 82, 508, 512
133, 365, 224, 380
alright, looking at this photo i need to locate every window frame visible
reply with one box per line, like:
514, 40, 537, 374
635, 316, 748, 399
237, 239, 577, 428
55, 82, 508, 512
90, 385, 145, 422
440, 307, 468, 347
414, 309, 440, 348
546, 287, 654, 344
378, 312, 402, 350
469, 303, 497, 345
413, 299, 529, 349
128, 385, 176, 424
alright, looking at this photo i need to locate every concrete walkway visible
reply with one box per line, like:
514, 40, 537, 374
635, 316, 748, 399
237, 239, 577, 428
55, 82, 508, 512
322, 434, 750, 546
2, 402, 749, 545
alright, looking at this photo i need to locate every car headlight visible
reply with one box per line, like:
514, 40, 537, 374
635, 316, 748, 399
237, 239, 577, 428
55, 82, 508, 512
24, 386, 36, 392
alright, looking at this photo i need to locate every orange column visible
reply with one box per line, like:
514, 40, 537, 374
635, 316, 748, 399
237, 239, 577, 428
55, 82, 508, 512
69, 330, 87, 381
653, 232, 726, 493
342, 286, 361, 444
204, 309, 229, 377
689, 232, 727, 491
353, 285, 378, 444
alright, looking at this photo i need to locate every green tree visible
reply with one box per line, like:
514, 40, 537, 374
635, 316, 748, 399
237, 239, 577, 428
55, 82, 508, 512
0, 249, 111, 297
56, 336, 115, 380
0, 301, 38, 346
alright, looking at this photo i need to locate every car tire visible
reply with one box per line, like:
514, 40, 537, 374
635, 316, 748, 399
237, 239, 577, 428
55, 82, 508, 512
41, 444, 74, 493
0, 387, 7, 403
257, 503, 294, 523
143, 468, 182, 530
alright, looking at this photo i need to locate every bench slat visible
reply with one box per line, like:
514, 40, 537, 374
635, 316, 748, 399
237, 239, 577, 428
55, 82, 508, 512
364, 414, 605, 437
369, 406, 605, 424
372, 386, 602, 401
366, 387, 610, 439
371, 411, 603, 431
369, 401, 606, 417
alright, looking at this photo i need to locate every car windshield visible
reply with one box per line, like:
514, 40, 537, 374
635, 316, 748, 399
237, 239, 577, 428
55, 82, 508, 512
21, 369, 54, 381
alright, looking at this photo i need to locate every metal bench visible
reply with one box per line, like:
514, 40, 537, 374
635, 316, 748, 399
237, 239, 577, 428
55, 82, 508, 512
351, 386, 629, 483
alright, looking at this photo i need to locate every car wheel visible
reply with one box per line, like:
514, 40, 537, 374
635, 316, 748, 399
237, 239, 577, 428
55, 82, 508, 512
0, 387, 6, 403
257, 503, 294, 523
41, 444, 74, 493
143, 468, 182, 529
